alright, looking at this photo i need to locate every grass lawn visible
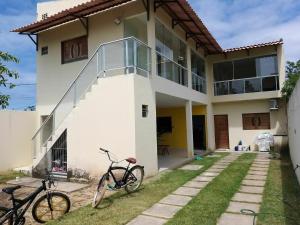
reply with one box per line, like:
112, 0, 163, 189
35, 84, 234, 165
47, 153, 229, 225
0, 171, 25, 184
166, 153, 256, 225
257, 152, 300, 225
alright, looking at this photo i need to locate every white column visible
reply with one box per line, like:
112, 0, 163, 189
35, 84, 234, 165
205, 59, 216, 150
185, 100, 194, 157
147, 1, 157, 77
186, 46, 192, 88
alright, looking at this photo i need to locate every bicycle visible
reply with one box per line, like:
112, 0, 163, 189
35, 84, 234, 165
92, 148, 144, 208
0, 171, 70, 224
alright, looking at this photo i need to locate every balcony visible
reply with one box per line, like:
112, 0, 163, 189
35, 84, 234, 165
156, 52, 207, 94
192, 72, 207, 94
214, 75, 279, 96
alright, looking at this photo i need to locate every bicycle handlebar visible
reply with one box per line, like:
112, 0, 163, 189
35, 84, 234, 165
99, 148, 109, 153
99, 147, 117, 163
44, 169, 55, 189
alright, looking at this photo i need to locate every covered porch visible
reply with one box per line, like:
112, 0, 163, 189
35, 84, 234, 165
155, 93, 208, 171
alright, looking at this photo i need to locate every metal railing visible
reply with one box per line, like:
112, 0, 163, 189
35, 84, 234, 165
214, 75, 279, 96
32, 37, 151, 158
156, 52, 188, 86
192, 72, 206, 94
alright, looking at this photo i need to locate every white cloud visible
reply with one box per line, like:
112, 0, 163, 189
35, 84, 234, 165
190, 0, 300, 61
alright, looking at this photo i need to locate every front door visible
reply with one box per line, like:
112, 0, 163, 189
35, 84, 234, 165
193, 115, 206, 150
214, 115, 229, 149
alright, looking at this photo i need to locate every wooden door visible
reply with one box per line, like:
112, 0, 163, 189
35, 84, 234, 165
214, 115, 229, 149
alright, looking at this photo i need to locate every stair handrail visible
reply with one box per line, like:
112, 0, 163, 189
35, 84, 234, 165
32, 36, 150, 140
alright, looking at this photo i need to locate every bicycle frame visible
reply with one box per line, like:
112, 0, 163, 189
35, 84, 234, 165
106, 162, 132, 189
100, 149, 137, 189
0, 181, 47, 224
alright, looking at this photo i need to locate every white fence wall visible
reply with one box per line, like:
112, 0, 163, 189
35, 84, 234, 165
288, 78, 300, 184
0, 111, 37, 171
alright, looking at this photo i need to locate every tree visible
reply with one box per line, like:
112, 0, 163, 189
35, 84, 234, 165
0, 51, 19, 109
281, 60, 300, 100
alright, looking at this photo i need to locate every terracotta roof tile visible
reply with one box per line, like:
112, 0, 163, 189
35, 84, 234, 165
223, 39, 283, 53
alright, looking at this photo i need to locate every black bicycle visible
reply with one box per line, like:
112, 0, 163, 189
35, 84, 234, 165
0, 171, 70, 224
92, 148, 144, 208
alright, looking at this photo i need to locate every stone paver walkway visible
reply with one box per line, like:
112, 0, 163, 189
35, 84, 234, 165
217, 153, 270, 225
127, 153, 241, 225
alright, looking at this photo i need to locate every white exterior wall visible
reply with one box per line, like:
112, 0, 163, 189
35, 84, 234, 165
36, 1, 145, 116
0, 111, 37, 171
67, 74, 157, 178
288, 79, 300, 184
213, 99, 288, 150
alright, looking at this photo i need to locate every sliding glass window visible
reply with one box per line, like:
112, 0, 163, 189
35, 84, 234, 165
155, 20, 188, 86
213, 55, 279, 96
191, 50, 206, 93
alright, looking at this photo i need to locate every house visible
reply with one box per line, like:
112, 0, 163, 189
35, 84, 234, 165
11, 0, 288, 179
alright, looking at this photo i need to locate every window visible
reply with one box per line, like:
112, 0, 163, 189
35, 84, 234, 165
256, 55, 278, 77
157, 117, 172, 133
124, 14, 148, 43
242, 113, 270, 130
61, 36, 88, 64
213, 62, 233, 81
234, 58, 256, 79
142, 105, 148, 118
191, 50, 205, 77
41, 46, 48, 55
155, 20, 186, 66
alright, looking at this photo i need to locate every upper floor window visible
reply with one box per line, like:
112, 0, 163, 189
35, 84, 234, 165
155, 20, 186, 66
61, 36, 88, 64
191, 50, 205, 77
213, 55, 279, 96
124, 14, 148, 43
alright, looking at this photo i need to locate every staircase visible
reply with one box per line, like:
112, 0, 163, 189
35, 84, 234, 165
30, 37, 151, 177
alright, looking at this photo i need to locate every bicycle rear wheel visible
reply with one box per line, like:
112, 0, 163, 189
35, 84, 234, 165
92, 174, 108, 208
0, 207, 12, 225
32, 192, 70, 223
125, 165, 144, 193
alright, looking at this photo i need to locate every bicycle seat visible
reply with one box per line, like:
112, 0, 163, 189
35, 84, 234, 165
126, 158, 137, 164
2, 185, 21, 195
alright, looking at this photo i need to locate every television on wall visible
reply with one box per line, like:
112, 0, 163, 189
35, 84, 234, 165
157, 117, 172, 133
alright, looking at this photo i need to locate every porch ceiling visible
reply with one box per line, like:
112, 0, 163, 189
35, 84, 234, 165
156, 93, 187, 108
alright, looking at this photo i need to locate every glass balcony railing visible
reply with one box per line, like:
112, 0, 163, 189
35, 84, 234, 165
214, 75, 279, 96
192, 72, 206, 94
156, 52, 188, 87
32, 37, 151, 158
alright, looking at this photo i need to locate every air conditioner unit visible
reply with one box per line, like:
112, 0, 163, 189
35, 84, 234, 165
269, 99, 279, 110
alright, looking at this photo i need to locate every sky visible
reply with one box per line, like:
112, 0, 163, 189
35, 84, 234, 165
0, 0, 299, 110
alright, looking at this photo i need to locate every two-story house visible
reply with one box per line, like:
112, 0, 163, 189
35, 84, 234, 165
12, 0, 287, 179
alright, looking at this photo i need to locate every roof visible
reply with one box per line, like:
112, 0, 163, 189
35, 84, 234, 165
12, 0, 223, 54
12, 0, 282, 55
12, 0, 134, 34
156, 0, 222, 54
223, 39, 283, 53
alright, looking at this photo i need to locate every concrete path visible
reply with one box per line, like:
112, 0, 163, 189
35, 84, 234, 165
127, 153, 241, 225
217, 153, 270, 225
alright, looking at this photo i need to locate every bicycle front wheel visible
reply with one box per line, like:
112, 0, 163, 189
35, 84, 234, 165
32, 192, 70, 223
92, 174, 107, 208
